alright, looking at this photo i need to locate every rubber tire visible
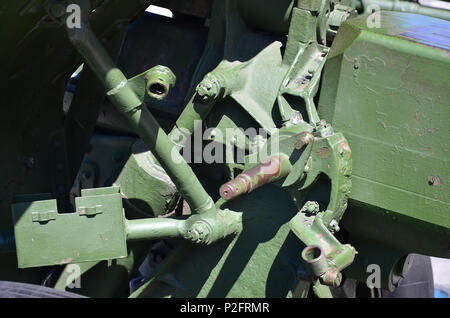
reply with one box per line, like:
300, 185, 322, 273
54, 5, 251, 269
333, 254, 435, 298
384, 254, 434, 298
0, 281, 86, 298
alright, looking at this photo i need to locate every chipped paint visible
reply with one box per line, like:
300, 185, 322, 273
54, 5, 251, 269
420, 147, 435, 155
317, 147, 330, 159
428, 175, 441, 186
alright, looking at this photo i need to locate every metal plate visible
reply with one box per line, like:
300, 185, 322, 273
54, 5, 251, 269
12, 187, 127, 268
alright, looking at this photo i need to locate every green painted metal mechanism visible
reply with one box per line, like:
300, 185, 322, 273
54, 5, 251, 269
1, 0, 449, 298
13, 182, 242, 268
319, 12, 450, 257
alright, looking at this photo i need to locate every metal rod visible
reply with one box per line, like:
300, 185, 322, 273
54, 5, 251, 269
219, 155, 291, 200
67, 20, 214, 214
126, 218, 185, 241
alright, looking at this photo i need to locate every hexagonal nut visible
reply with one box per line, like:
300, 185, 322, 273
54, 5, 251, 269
196, 74, 221, 100
303, 201, 320, 215
189, 222, 211, 244
329, 219, 340, 233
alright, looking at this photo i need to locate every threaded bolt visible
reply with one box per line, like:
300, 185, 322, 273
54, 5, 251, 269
196, 74, 221, 101
189, 222, 211, 244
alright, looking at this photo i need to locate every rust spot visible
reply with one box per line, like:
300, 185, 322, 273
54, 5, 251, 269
414, 112, 420, 122
219, 155, 282, 200
420, 147, 434, 155
61, 258, 73, 264
294, 132, 314, 149
339, 142, 350, 152
428, 175, 441, 186
344, 54, 358, 63
295, 82, 308, 92
416, 129, 425, 136
338, 142, 351, 159
182, 200, 191, 215
317, 147, 330, 159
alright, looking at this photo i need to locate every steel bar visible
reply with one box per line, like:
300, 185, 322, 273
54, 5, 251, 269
67, 20, 214, 214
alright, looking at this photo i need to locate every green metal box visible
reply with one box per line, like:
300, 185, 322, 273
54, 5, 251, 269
12, 187, 127, 268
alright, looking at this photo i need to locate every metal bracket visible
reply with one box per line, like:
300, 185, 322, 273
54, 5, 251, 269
77, 204, 103, 216
31, 210, 57, 223
290, 206, 356, 287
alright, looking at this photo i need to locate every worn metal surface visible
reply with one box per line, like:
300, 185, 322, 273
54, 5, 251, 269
115, 140, 180, 217
318, 12, 450, 257
1, 0, 449, 298
12, 186, 128, 268
63, 1, 216, 216
130, 185, 305, 298
0, 0, 153, 284
219, 155, 291, 200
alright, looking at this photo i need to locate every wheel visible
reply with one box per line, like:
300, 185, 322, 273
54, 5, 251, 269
0, 281, 86, 298
332, 254, 435, 298
383, 254, 434, 298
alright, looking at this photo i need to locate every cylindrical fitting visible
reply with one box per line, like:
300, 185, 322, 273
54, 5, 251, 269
126, 209, 242, 245
145, 65, 176, 100
126, 218, 184, 241
302, 245, 344, 287
302, 245, 328, 277
219, 155, 290, 200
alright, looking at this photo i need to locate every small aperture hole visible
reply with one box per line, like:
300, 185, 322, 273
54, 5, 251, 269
149, 83, 166, 96
302, 246, 323, 263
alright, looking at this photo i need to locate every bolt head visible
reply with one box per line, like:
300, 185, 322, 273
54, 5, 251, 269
190, 222, 211, 244
196, 82, 216, 100
333, 272, 343, 286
